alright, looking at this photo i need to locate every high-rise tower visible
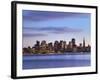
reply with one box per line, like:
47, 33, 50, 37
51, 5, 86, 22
72, 38, 76, 47
83, 38, 85, 48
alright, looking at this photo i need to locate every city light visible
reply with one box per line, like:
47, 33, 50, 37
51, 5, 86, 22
23, 38, 91, 54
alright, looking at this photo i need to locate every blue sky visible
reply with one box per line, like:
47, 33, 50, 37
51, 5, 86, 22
22, 10, 91, 47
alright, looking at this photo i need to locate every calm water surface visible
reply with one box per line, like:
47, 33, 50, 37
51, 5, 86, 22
23, 52, 91, 69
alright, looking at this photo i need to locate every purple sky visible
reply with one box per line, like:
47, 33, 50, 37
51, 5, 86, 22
22, 10, 91, 47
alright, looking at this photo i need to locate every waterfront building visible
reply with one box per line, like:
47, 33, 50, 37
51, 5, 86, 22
34, 40, 40, 53
40, 40, 48, 53
67, 41, 72, 52
48, 42, 54, 52
72, 38, 76, 47
63, 41, 67, 51
86, 44, 91, 52
73, 47, 77, 52
59, 40, 64, 52
34, 41, 40, 50
82, 38, 86, 52
72, 38, 77, 52
77, 43, 82, 52
23, 38, 91, 54
54, 41, 59, 53
83, 38, 85, 48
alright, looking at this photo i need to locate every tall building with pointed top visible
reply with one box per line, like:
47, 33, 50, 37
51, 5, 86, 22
83, 38, 85, 48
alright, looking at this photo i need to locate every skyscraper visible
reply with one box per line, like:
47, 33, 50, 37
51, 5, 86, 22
34, 40, 40, 50
40, 40, 47, 51
72, 38, 76, 47
83, 38, 85, 48
54, 41, 59, 52
48, 42, 53, 51
34, 40, 40, 53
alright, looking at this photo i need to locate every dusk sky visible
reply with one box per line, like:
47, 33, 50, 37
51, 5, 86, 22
22, 10, 91, 47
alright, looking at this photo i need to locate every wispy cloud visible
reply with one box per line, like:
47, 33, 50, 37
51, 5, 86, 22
23, 26, 83, 34
23, 33, 47, 37
23, 10, 90, 22
51, 28, 82, 34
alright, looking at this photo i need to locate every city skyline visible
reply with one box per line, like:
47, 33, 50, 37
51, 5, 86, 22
23, 38, 90, 48
22, 10, 91, 47
23, 38, 91, 54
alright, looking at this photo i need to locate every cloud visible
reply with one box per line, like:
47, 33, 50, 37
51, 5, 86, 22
23, 26, 83, 34
23, 10, 90, 21
51, 28, 82, 34
23, 33, 47, 37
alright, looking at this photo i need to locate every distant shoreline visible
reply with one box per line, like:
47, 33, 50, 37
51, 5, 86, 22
23, 52, 91, 56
